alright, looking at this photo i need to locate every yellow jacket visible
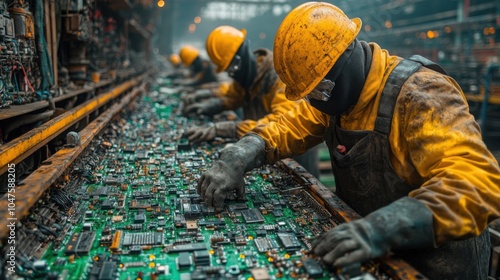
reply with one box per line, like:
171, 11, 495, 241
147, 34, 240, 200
250, 43, 500, 245
215, 48, 300, 138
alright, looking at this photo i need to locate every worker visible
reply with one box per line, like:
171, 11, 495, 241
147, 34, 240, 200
177, 45, 218, 87
169, 53, 181, 67
196, 2, 500, 279
183, 25, 319, 177
165, 53, 187, 79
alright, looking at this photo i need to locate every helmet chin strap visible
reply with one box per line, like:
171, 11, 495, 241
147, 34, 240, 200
231, 40, 257, 90
309, 39, 372, 117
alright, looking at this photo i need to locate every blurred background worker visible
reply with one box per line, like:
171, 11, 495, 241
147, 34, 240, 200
183, 25, 319, 177
165, 53, 188, 79
169, 53, 182, 68
177, 45, 218, 87
196, 2, 500, 279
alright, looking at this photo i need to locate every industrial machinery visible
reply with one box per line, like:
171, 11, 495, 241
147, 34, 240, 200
0, 78, 426, 279
0, 0, 41, 108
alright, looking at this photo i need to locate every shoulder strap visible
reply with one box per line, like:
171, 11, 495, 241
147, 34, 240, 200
374, 55, 448, 135
374, 59, 422, 134
407, 54, 448, 75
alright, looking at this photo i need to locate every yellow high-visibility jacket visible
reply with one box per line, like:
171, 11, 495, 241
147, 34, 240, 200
215, 48, 301, 138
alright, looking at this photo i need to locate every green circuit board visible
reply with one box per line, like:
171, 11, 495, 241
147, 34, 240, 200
3, 78, 393, 280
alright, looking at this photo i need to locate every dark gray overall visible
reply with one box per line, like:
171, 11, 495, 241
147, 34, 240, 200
324, 56, 490, 279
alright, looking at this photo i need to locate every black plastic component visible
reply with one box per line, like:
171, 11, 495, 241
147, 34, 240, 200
134, 213, 146, 223
241, 209, 264, 223
277, 232, 301, 251
178, 252, 192, 269
98, 261, 116, 280
168, 243, 207, 253
256, 229, 267, 237
303, 259, 324, 278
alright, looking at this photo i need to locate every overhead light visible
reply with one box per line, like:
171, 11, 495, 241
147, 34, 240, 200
189, 24, 196, 33
194, 16, 201, 24
157, 0, 165, 8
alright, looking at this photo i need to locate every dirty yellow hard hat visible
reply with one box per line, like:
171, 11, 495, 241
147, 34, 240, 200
179, 45, 199, 66
274, 2, 362, 101
206, 25, 247, 73
169, 53, 181, 66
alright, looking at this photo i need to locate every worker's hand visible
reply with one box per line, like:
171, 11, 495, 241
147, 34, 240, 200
183, 98, 223, 116
312, 197, 434, 268
184, 121, 237, 144
182, 89, 214, 106
197, 159, 245, 211
197, 135, 266, 211
312, 219, 385, 267
183, 124, 216, 144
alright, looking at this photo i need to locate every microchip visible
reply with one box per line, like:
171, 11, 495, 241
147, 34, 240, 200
230, 203, 249, 211
250, 268, 270, 280
98, 261, 116, 280
168, 243, 207, 253
101, 199, 115, 210
193, 250, 210, 266
134, 213, 146, 223
122, 232, 164, 246
255, 229, 267, 237
186, 221, 198, 231
241, 209, 264, 223
272, 210, 283, 217
254, 238, 271, 253
129, 245, 142, 254
303, 259, 324, 278
277, 233, 301, 251
178, 252, 192, 269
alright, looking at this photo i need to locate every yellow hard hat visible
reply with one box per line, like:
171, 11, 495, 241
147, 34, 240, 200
274, 2, 362, 101
179, 45, 199, 66
206, 25, 247, 73
169, 53, 181, 66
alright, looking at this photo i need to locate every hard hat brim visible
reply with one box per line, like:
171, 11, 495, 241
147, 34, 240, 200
215, 29, 247, 73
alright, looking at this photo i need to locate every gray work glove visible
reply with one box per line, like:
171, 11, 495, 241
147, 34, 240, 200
312, 197, 435, 267
182, 89, 214, 106
197, 135, 266, 211
183, 121, 237, 144
183, 98, 223, 116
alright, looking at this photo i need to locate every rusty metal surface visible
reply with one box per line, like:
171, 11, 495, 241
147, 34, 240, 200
0, 73, 148, 175
279, 158, 429, 280
0, 100, 50, 120
0, 85, 144, 240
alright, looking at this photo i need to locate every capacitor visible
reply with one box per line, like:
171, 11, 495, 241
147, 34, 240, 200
8, 1, 27, 38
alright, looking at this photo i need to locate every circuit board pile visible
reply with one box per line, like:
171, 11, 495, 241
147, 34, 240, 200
2, 78, 395, 279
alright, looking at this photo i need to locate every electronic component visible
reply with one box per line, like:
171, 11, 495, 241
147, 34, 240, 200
65, 232, 96, 256
254, 238, 271, 253
303, 259, 324, 278
277, 232, 302, 252
178, 252, 192, 269
241, 208, 265, 223
98, 262, 116, 280
167, 243, 207, 253
122, 232, 163, 246
193, 250, 210, 266
250, 268, 271, 280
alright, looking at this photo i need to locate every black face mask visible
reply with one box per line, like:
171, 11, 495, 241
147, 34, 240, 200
229, 40, 257, 90
190, 56, 203, 74
308, 39, 370, 117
